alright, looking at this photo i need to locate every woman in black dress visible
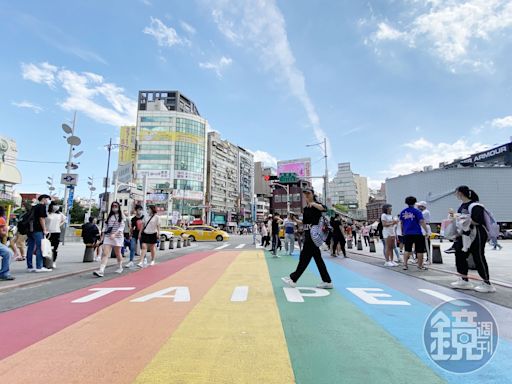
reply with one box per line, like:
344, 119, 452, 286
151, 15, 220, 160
282, 188, 333, 289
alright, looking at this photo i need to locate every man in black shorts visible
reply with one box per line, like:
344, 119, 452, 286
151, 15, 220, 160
399, 196, 429, 270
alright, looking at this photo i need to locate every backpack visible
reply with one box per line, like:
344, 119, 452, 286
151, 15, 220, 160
17, 208, 34, 235
469, 203, 500, 242
311, 215, 332, 248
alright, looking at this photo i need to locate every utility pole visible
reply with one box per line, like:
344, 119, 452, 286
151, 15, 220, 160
324, 137, 328, 206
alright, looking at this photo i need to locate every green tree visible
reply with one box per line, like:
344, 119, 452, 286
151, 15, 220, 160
70, 201, 86, 223
333, 204, 349, 213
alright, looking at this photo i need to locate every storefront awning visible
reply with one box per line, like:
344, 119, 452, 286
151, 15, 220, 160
0, 164, 21, 184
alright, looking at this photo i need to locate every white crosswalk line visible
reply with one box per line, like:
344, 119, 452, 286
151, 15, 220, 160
214, 244, 230, 250
235, 244, 246, 249
417, 289, 469, 306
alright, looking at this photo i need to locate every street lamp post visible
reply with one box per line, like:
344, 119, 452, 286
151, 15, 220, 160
87, 176, 96, 218
306, 138, 328, 205
101, 138, 127, 230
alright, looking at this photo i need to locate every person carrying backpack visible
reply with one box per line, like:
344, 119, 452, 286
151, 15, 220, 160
450, 186, 496, 293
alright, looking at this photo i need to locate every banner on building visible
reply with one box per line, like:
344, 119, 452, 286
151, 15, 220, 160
277, 158, 311, 178
119, 126, 136, 165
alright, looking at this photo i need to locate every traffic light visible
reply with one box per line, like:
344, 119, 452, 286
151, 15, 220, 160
263, 175, 278, 181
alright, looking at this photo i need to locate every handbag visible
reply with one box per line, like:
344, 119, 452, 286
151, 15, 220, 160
311, 216, 332, 248
41, 238, 52, 259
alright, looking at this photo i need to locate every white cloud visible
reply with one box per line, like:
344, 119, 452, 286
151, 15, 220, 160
199, 56, 232, 77
140, 0, 152, 5
208, 0, 331, 156
374, 22, 407, 41
367, 177, 384, 190
21, 62, 136, 127
180, 20, 196, 35
491, 115, 512, 129
21, 62, 57, 87
251, 150, 278, 168
368, 0, 512, 71
11, 100, 43, 113
143, 17, 188, 47
382, 138, 489, 177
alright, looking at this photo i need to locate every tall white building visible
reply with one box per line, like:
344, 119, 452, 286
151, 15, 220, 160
206, 132, 254, 227
329, 162, 368, 219
134, 91, 208, 222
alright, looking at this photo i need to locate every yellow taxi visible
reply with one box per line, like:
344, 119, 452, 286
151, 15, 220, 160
166, 225, 187, 237
184, 225, 230, 242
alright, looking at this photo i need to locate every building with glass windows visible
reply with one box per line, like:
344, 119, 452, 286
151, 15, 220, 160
134, 91, 208, 223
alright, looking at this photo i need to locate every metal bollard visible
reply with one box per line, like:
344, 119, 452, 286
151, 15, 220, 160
177, 238, 182, 248
432, 244, 443, 263
169, 239, 174, 249
369, 240, 376, 253
159, 240, 166, 251
357, 239, 363, 251
187, 238, 191, 246
348, 240, 353, 249
83, 245, 95, 262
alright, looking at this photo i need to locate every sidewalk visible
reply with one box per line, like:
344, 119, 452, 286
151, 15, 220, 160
0, 241, 194, 292
347, 238, 512, 288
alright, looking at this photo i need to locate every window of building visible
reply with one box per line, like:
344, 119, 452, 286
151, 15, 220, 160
140, 116, 173, 123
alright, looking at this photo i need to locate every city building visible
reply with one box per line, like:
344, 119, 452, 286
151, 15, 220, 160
254, 162, 274, 221
386, 142, 512, 226
366, 184, 386, 223
206, 132, 254, 227
328, 162, 368, 220
0, 135, 21, 201
134, 90, 208, 224
271, 179, 311, 217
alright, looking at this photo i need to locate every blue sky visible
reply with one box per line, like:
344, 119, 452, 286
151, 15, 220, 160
1, 0, 512, 199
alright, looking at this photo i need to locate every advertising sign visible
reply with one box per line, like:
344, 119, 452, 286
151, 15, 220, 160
118, 126, 136, 165
175, 170, 204, 182
277, 158, 311, 178
136, 170, 170, 180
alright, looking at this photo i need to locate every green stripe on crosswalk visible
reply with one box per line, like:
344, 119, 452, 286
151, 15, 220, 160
265, 252, 446, 384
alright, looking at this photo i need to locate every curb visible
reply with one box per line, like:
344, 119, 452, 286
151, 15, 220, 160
345, 249, 512, 289
0, 245, 199, 293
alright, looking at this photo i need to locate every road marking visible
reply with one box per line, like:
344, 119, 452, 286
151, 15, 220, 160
235, 244, 246, 249
215, 244, 230, 250
346, 288, 411, 306
417, 289, 469, 306
135, 250, 295, 383
72, 287, 135, 303
231, 286, 249, 302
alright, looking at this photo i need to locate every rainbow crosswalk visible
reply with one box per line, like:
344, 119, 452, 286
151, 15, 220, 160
0, 249, 511, 383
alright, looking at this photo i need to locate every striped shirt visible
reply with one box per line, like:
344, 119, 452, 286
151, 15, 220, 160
104, 214, 125, 235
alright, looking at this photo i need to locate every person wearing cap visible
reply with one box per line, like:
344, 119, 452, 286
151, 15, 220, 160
26, 194, 52, 273
416, 201, 432, 263
282, 187, 333, 289
0, 217, 15, 280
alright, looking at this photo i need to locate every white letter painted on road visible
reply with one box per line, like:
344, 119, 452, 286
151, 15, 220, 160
231, 286, 249, 302
72, 287, 136, 303
283, 287, 330, 303
131, 287, 190, 303
347, 288, 411, 306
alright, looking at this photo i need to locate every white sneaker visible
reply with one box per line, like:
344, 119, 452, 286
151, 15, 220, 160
450, 278, 474, 290
35, 267, 52, 273
281, 276, 296, 288
410, 259, 418, 264
52, 262, 57, 269
384, 261, 394, 267
149, 260, 155, 266
93, 270, 104, 277
474, 283, 496, 293
27, 268, 35, 273
125, 261, 134, 268
115, 267, 123, 274
94, 257, 100, 262
390, 261, 399, 267
136, 262, 144, 268
316, 282, 334, 289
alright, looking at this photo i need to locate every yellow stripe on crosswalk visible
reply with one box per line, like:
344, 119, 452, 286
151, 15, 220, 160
135, 250, 295, 384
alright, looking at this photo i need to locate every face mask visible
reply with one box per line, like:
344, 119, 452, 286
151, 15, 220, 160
53, 206, 60, 212
112, 207, 119, 213
45, 200, 51, 206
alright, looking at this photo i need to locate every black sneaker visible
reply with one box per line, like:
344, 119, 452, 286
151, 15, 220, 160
0, 275, 15, 281
444, 248, 456, 254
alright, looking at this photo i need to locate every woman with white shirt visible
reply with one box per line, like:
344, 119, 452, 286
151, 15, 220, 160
93, 202, 125, 277
46, 202, 66, 268
138, 205, 160, 267
381, 204, 398, 267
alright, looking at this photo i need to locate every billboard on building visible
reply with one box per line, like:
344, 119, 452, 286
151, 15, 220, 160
119, 126, 136, 165
277, 158, 311, 178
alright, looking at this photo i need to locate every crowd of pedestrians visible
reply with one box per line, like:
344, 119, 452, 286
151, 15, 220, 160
0, 185, 499, 293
